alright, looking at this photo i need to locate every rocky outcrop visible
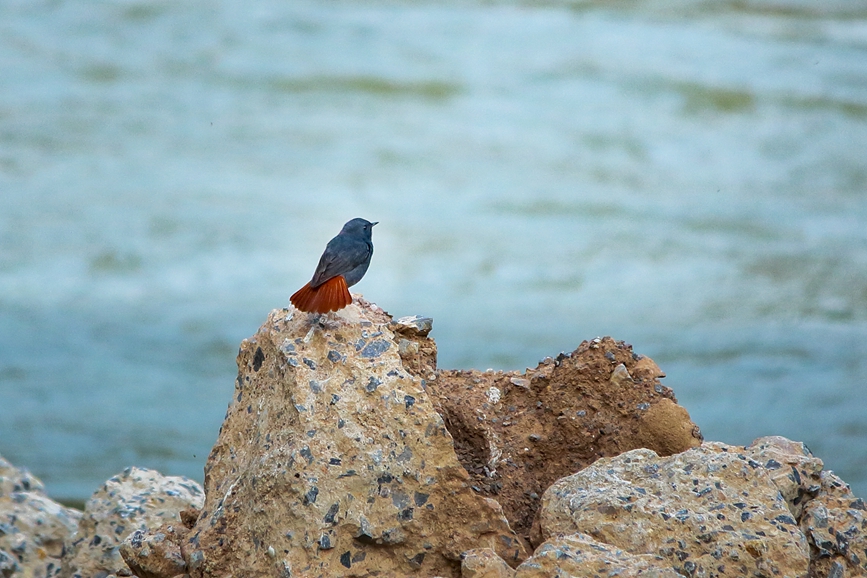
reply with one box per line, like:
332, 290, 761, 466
0, 454, 81, 578
428, 337, 703, 537
176, 302, 528, 578
60, 467, 203, 578
8, 300, 865, 578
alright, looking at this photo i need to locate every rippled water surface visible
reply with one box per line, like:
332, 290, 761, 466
1, 0, 866, 501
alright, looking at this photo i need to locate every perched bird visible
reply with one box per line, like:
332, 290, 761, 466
290, 218, 377, 314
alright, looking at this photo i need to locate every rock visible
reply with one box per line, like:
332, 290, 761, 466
180, 303, 528, 578
0, 454, 47, 496
514, 534, 682, 578
538, 443, 810, 577
389, 310, 438, 380
60, 466, 204, 578
0, 453, 82, 578
428, 337, 703, 538
461, 548, 515, 578
120, 523, 188, 578
746, 436, 824, 518
800, 470, 867, 578
393, 315, 434, 337
0, 550, 18, 578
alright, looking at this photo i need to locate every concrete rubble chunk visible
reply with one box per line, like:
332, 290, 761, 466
393, 315, 434, 337
60, 466, 204, 578
746, 435, 824, 519
0, 453, 82, 578
461, 548, 516, 578
539, 443, 811, 577
120, 523, 188, 578
515, 534, 682, 578
800, 470, 867, 578
177, 302, 528, 578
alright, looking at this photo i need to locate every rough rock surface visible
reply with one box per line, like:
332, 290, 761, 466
428, 337, 703, 537
120, 522, 189, 578
461, 548, 516, 578
539, 443, 811, 577
181, 301, 528, 578
60, 467, 204, 578
515, 534, 682, 578
745, 436, 824, 520
800, 470, 867, 578
0, 454, 82, 578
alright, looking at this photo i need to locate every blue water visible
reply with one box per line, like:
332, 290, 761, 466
1, 0, 866, 502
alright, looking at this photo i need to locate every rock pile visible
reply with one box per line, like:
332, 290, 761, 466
2, 299, 865, 578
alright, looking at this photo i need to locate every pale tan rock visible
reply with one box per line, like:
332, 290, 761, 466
637, 397, 704, 457
0, 454, 47, 496
515, 534, 681, 578
539, 443, 810, 577
800, 471, 867, 578
461, 548, 515, 578
60, 467, 204, 578
745, 436, 824, 519
182, 303, 527, 578
0, 453, 81, 578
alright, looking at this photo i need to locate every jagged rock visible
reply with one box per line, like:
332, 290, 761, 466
0, 453, 82, 578
428, 337, 703, 537
746, 436, 824, 519
60, 467, 204, 578
515, 534, 682, 578
390, 314, 437, 380
180, 302, 528, 578
800, 470, 867, 578
538, 443, 811, 577
120, 523, 188, 578
461, 548, 516, 578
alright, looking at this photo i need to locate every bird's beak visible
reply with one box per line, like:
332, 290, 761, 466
372, 222, 379, 226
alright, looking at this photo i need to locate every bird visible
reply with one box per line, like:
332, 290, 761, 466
290, 218, 377, 314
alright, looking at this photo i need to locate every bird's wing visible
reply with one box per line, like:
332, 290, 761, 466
310, 238, 371, 288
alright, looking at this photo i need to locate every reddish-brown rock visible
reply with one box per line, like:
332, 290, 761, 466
427, 337, 703, 538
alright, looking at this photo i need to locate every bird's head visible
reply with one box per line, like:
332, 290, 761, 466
341, 218, 377, 239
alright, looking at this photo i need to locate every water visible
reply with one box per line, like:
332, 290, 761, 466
1, 0, 866, 502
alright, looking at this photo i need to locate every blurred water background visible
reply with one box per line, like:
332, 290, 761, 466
1, 0, 866, 504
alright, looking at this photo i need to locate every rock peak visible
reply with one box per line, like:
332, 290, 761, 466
187, 299, 527, 578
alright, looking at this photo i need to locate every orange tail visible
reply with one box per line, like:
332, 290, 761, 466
290, 275, 352, 313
